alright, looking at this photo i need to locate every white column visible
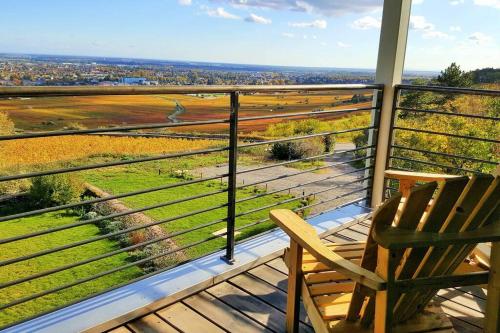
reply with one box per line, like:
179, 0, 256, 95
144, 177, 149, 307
370, 0, 412, 207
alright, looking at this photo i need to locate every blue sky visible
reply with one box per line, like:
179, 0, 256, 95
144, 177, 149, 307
1, 0, 498, 71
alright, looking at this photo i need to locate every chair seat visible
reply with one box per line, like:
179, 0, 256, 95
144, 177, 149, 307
285, 242, 454, 333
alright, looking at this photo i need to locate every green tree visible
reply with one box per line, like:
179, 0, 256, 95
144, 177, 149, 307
400, 63, 474, 116
436, 63, 473, 88
29, 174, 83, 208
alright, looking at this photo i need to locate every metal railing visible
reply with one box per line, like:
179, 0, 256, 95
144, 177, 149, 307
384, 84, 499, 195
0, 84, 382, 328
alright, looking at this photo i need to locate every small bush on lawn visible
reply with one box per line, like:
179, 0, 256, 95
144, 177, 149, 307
322, 135, 335, 153
29, 174, 83, 208
351, 129, 370, 168
270, 138, 324, 160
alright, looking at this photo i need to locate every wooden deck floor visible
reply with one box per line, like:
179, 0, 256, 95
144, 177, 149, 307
107, 219, 487, 333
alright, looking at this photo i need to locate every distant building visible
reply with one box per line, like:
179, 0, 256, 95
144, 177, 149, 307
98, 81, 117, 86
121, 77, 148, 85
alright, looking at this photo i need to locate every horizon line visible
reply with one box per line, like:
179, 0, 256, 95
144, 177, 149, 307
0, 52, 441, 74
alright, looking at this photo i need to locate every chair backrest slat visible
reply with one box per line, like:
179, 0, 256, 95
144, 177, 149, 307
350, 182, 437, 324
401, 179, 500, 321
394, 174, 496, 321
272, 170, 499, 331
395, 176, 469, 280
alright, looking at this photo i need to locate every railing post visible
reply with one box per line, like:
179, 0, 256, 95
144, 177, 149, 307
223, 91, 239, 264
370, 0, 412, 207
365, 88, 384, 205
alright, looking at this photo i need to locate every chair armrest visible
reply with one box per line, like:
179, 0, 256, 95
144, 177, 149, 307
384, 169, 460, 182
270, 209, 386, 291
373, 223, 500, 250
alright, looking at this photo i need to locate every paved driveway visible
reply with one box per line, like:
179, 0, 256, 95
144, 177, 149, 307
196, 143, 369, 215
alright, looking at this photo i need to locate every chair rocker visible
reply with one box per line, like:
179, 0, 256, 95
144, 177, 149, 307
270, 170, 499, 333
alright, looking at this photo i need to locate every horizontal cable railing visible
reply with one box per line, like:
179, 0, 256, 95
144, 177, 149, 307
0, 84, 382, 329
385, 84, 499, 196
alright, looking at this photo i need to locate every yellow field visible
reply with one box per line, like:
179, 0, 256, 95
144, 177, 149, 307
0, 92, 371, 132
0, 135, 225, 171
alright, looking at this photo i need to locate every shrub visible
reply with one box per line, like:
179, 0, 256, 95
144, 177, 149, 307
270, 138, 324, 160
322, 135, 335, 153
29, 174, 83, 207
0, 178, 30, 196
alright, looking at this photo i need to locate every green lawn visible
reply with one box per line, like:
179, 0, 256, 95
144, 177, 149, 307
0, 210, 142, 327
0, 155, 303, 328
85, 162, 302, 258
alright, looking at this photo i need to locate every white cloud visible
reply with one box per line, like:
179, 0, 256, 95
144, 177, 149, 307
289, 19, 327, 29
450, 25, 462, 32
449, 0, 465, 5
473, 0, 500, 8
337, 41, 351, 48
422, 31, 450, 39
205, 7, 241, 19
295, 1, 314, 13
351, 16, 381, 30
410, 16, 434, 31
468, 32, 494, 44
410, 15, 450, 39
282, 32, 295, 38
245, 13, 272, 24
212, 0, 382, 16
178, 0, 192, 5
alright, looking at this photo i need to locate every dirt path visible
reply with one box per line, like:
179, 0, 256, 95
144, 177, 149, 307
85, 183, 186, 268
196, 143, 368, 215
167, 100, 186, 123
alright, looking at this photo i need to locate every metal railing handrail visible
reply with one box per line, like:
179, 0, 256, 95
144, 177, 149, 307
384, 84, 499, 197
0, 83, 383, 97
0, 83, 382, 329
396, 84, 500, 96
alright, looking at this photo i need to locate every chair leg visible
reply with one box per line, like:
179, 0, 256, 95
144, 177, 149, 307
374, 247, 396, 333
485, 242, 499, 333
286, 240, 303, 333
375, 290, 396, 333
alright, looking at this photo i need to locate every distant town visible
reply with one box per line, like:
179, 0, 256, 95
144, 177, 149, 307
0, 53, 438, 87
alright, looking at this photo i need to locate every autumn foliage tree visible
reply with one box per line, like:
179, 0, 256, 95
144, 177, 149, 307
392, 63, 498, 175
354, 63, 498, 176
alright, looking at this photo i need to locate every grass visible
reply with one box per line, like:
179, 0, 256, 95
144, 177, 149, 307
84, 161, 303, 258
0, 153, 303, 327
0, 208, 142, 328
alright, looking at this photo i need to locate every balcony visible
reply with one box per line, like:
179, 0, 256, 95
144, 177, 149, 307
0, 81, 498, 333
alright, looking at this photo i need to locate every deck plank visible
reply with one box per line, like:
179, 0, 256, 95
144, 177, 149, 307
127, 314, 178, 333
156, 302, 225, 333
230, 273, 312, 326
348, 223, 371, 235
114, 219, 486, 333
206, 281, 313, 333
437, 289, 487, 313
325, 234, 355, 243
107, 327, 133, 333
183, 291, 272, 333
336, 228, 368, 240
248, 264, 289, 292
265, 258, 289, 275
435, 296, 484, 329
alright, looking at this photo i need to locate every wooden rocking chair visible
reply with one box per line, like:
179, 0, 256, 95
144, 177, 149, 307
270, 170, 499, 333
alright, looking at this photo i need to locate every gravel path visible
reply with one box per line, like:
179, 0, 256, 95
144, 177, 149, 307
196, 143, 369, 215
